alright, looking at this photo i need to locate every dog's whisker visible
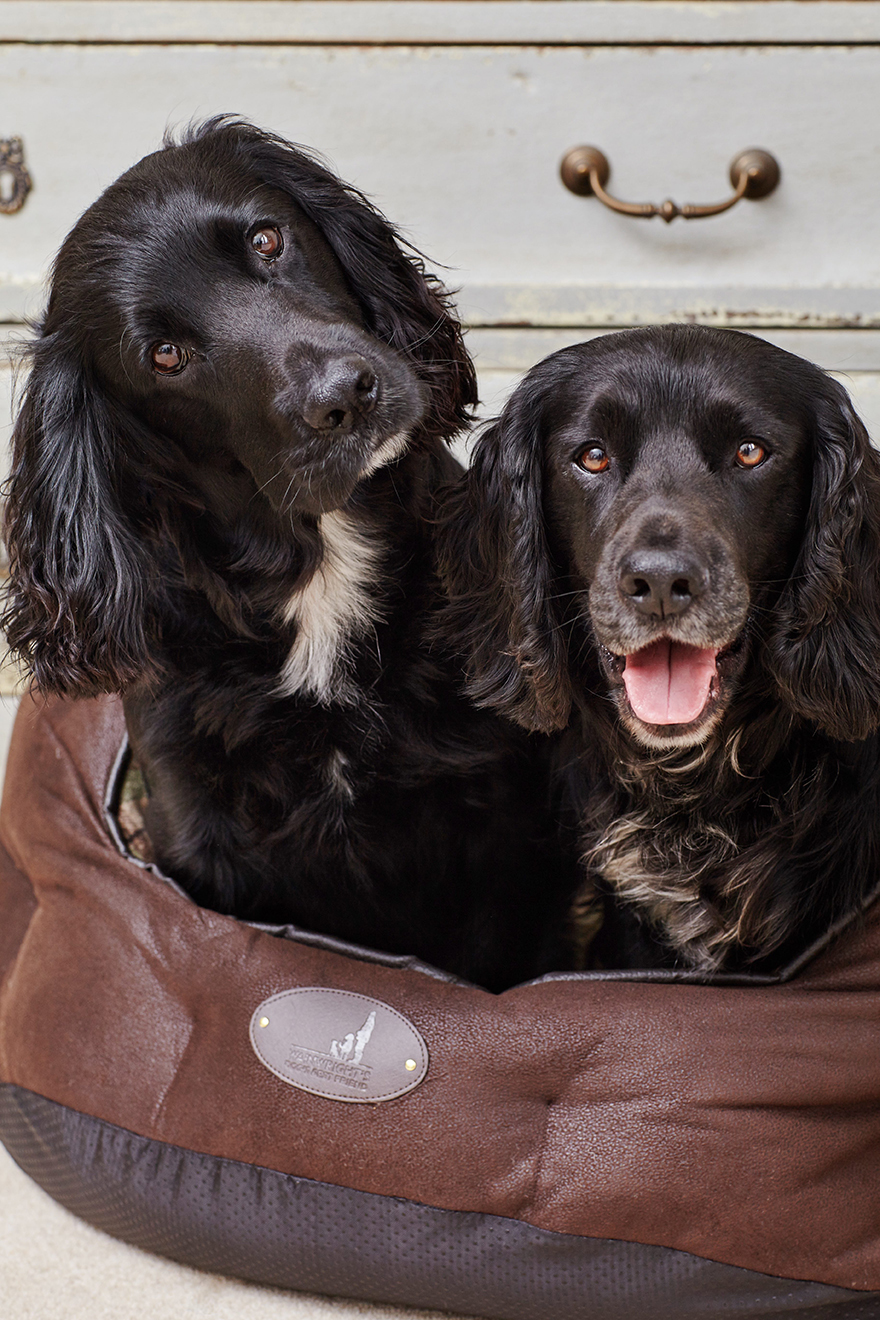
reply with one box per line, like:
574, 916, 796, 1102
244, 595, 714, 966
250, 460, 289, 502
403, 317, 446, 354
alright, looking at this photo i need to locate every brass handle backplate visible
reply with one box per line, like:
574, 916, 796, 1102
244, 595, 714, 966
560, 146, 780, 223
0, 138, 33, 215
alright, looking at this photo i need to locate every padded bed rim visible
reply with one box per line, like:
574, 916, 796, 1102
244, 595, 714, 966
1, 1083, 877, 1320
103, 734, 880, 991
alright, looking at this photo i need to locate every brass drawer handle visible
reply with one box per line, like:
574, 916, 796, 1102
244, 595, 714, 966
560, 146, 780, 223
0, 138, 33, 215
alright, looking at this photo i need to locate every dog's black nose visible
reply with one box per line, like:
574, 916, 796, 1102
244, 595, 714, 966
300, 357, 378, 432
618, 551, 708, 618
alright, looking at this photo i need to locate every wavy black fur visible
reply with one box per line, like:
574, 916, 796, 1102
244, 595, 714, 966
3, 118, 572, 991
437, 326, 880, 973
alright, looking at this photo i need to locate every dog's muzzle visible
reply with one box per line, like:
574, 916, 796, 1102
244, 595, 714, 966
588, 504, 750, 734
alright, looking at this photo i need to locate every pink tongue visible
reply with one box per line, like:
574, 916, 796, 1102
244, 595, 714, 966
622, 639, 718, 725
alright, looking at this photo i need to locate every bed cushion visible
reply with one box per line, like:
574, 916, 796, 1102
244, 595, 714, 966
1, 692, 879, 1316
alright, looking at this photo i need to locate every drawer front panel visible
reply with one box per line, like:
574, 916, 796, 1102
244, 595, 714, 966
1, 43, 880, 327
466, 330, 880, 449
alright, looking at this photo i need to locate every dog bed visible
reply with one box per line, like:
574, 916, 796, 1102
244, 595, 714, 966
1, 692, 880, 1320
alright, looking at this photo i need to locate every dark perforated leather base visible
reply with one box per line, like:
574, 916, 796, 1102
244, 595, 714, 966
1, 1084, 876, 1320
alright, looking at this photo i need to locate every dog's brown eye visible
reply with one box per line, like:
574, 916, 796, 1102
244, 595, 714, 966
578, 445, 610, 474
150, 343, 186, 375
251, 226, 283, 260
735, 440, 767, 469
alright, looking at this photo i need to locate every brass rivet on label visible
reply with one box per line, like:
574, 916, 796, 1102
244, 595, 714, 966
259, 1017, 270, 1028
405, 1059, 417, 1071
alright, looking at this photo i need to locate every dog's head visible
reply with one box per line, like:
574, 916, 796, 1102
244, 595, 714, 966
4, 117, 477, 694
440, 325, 880, 746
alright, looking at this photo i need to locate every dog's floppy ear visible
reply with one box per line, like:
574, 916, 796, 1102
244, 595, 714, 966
321, 208, 478, 446
437, 378, 571, 734
2, 337, 154, 696
767, 381, 880, 741
231, 121, 477, 444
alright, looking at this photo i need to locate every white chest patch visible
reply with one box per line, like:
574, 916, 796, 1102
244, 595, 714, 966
280, 510, 384, 704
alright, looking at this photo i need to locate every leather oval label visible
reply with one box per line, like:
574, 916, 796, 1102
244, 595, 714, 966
249, 988, 429, 1103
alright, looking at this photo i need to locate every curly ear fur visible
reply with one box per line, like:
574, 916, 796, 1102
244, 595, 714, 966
437, 379, 571, 733
4, 119, 478, 698
184, 118, 477, 445
767, 380, 880, 741
2, 339, 154, 696
316, 207, 477, 448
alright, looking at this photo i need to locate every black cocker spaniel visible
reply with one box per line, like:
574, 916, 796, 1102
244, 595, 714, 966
438, 325, 880, 976
3, 118, 571, 991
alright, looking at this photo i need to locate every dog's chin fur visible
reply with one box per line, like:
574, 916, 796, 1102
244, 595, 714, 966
361, 428, 413, 477
266, 419, 421, 518
615, 702, 724, 752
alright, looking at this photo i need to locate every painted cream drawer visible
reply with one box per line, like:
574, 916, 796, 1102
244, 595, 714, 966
2, 41, 880, 329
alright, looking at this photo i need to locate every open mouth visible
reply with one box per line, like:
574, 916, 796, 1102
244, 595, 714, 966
601, 635, 743, 735
624, 638, 719, 726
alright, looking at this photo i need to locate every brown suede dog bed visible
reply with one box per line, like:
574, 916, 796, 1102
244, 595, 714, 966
2, 693, 880, 1319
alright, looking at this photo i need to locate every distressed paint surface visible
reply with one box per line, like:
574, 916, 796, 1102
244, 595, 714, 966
2, 44, 880, 326
474, 365, 880, 439
466, 334, 880, 436
467, 327, 880, 374
3, 2, 880, 46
